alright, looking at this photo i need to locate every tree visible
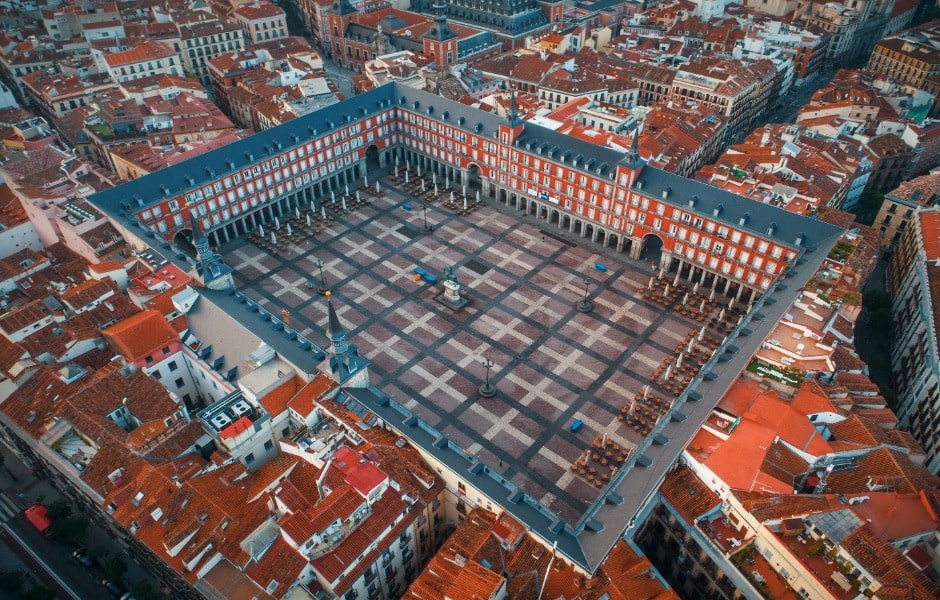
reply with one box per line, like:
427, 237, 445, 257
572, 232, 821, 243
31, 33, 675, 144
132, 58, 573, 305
131, 580, 160, 600
54, 515, 90, 543
21, 585, 56, 600
105, 555, 128, 581
46, 498, 72, 522
0, 570, 24, 593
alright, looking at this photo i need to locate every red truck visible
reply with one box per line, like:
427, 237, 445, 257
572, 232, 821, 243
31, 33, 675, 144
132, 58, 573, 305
24, 504, 52, 537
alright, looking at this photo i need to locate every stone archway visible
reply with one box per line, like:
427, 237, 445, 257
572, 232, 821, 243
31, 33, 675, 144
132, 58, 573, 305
608, 233, 620, 251
640, 233, 664, 264
466, 163, 483, 190
173, 228, 197, 258
365, 144, 381, 172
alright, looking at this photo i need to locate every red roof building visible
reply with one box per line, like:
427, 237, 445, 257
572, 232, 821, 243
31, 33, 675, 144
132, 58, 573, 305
103, 309, 181, 368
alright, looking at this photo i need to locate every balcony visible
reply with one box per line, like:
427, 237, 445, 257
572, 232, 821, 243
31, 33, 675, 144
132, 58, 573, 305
774, 532, 860, 600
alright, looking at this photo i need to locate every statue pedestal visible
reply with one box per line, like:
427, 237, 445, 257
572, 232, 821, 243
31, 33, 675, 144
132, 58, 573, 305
435, 279, 469, 311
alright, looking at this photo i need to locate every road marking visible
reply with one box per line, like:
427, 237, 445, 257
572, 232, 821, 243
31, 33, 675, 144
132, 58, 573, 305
0, 493, 18, 521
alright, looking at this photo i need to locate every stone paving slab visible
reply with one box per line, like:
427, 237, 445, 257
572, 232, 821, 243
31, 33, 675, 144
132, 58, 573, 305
227, 184, 715, 523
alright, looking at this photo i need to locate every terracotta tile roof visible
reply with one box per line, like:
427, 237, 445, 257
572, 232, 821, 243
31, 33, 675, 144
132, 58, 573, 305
244, 535, 305, 599
841, 525, 940, 599
759, 439, 810, 487
102, 309, 179, 363
0, 334, 28, 378
103, 40, 177, 67
312, 487, 409, 587
823, 447, 940, 495
234, 1, 285, 20
332, 445, 387, 497
919, 210, 940, 260
407, 509, 504, 600
287, 373, 337, 417
60, 279, 116, 311
0, 182, 29, 228
0, 298, 55, 336
409, 508, 675, 600
245, 452, 299, 500
257, 374, 301, 417
658, 463, 720, 524
885, 172, 940, 207
733, 490, 841, 521
598, 541, 679, 600
273, 479, 311, 513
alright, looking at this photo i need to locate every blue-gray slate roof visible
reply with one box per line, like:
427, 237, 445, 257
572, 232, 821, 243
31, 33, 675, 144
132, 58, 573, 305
86, 81, 841, 250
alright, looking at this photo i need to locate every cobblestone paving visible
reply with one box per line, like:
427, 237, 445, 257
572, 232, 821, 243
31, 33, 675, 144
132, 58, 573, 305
227, 182, 701, 523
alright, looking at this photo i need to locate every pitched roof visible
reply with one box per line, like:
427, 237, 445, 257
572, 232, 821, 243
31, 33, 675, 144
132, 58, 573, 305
103, 309, 179, 362
244, 536, 306, 599
102, 40, 176, 67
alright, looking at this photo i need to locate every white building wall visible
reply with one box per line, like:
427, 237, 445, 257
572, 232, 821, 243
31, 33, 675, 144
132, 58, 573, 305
0, 221, 43, 258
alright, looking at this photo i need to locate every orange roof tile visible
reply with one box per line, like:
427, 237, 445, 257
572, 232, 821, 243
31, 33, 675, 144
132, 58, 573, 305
257, 375, 301, 417
658, 463, 721, 524
103, 309, 179, 362
244, 536, 305, 599
919, 210, 940, 260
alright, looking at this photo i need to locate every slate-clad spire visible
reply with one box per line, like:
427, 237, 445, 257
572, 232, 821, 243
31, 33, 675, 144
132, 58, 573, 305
323, 295, 370, 387
189, 210, 209, 259
327, 299, 348, 357
186, 210, 233, 291
627, 129, 644, 170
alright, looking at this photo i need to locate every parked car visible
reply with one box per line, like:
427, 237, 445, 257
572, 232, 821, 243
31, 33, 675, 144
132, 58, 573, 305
71, 544, 93, 568
101, 579, 124, 598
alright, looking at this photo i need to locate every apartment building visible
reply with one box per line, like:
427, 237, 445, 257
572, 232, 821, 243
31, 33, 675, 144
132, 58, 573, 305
94, 40, 183, 84
887, 209, 940, 472
88, 83, 841, 303
179, 19, 246, 84
638, 376, 939, 599
869, 22, 940, 90
873, 172, 940, 248
234, 1, 289, 44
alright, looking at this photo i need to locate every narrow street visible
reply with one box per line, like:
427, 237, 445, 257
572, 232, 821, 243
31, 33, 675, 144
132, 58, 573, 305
0, 441, 161, 599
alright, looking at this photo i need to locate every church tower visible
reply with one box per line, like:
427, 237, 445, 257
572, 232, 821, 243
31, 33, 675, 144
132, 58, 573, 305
325, 0, 357, 68
615, 129, 646, 189
323, 295, 370, 388
188, 212, 234, 291
422, 2, 458, 68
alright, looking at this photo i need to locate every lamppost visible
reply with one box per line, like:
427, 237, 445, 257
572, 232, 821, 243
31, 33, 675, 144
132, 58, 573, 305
316, 259, 329, 296
421, 200, 433, 234
479, 358, 495, 398
577, 277, 593, 313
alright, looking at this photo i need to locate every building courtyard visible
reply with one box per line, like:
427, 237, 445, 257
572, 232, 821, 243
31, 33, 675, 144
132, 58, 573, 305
224, 177, 725, 524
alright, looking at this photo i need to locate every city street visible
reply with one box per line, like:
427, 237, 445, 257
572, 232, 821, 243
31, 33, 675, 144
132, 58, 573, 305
0, 441, 159, 599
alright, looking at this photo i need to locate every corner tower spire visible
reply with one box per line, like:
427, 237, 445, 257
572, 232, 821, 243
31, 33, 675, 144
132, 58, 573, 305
328, 298, 348, 357
189, 210, 210, 259
185, 211, 234, 291
322, 293, 370, 388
